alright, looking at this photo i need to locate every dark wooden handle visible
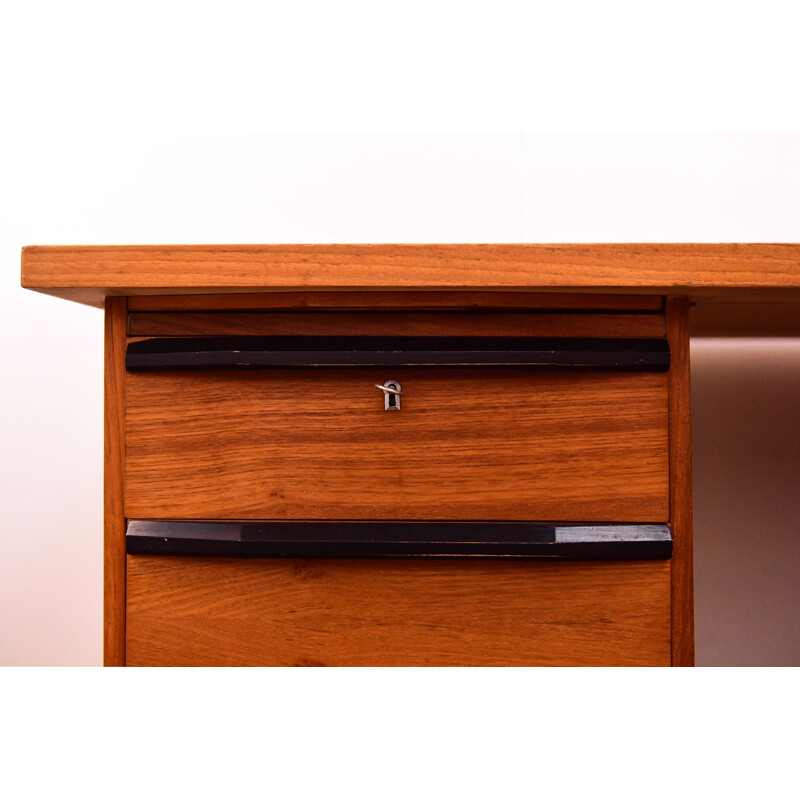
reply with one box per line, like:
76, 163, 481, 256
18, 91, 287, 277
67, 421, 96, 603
126, 520, 672, 560
125, 336, 670, 371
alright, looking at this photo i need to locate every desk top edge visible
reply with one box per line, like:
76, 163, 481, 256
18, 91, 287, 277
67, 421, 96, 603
20, 244, 800, 335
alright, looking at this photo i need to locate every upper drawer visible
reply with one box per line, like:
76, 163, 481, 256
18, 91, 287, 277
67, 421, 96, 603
124, 335, 669, 521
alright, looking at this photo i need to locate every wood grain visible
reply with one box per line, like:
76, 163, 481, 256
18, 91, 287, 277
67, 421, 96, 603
125, 369, 669, 521
128, 311, 665, 338
667, 297, 695, 666
104, 297, 126, 666
126, 556, 672, 666
127, 291, 664, 313
21, 244, 800, 311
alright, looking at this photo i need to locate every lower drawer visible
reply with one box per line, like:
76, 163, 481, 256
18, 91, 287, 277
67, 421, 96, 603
126, 556, 672, 666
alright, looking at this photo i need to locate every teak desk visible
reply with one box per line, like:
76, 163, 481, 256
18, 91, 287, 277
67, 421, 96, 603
21, 244, 800, 667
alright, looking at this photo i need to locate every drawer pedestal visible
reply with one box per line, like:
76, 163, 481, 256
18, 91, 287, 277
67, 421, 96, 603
104, 293, 692, 666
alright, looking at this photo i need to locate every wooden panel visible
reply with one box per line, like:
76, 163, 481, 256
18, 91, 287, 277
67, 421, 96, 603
127, 291, 664, 313
128, 311, 665, 338
667, 296, 695, 666
125, 369, 669, 521
21, 245, 800, 306
104, 297, 126, 666
126, 556, 672, 666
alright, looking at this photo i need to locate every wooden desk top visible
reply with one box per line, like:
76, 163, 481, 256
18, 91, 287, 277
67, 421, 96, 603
21, 243, 800, 335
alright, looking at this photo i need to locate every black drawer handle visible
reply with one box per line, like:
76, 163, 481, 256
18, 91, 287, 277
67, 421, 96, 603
126, 520, 672, 560
125, 336, 669, 371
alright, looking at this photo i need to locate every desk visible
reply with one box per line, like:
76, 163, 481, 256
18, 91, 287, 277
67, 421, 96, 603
22, 244, 800, 666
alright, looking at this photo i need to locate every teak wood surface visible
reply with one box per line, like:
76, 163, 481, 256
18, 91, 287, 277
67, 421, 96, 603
21, 243, 800, 298
128, 311, 665, 338
128, 291, 664, 312
23, 244, 800, 334
667, 297, 695, 666
104, 298, 126, 667
125, 368, 669, 522
126, 556, 672, 667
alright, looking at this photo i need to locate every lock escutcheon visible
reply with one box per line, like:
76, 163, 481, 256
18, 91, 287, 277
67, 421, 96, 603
376, 380, 402, 411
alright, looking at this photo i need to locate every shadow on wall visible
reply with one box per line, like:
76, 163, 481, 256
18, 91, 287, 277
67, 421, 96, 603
691, 339, 800, 666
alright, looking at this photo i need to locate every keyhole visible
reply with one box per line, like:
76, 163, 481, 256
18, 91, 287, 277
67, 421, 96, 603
378, 380, 402, 411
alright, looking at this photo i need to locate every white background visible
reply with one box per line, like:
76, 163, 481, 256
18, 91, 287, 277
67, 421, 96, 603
2, 2, 800, 798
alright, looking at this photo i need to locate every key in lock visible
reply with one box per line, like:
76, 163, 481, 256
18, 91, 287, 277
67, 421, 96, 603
376, 380, 402, 411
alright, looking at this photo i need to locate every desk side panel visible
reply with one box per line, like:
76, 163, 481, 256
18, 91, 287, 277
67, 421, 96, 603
104, 297, 127, 666
667, 296, 695, 666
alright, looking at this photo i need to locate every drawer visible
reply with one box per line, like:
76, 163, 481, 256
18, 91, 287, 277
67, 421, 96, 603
126, 555, 672, 667
125, 360, 669, 521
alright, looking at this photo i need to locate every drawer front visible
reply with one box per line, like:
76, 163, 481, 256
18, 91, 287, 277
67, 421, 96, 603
125, 368, 669, 521
126, 556, 672, 667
